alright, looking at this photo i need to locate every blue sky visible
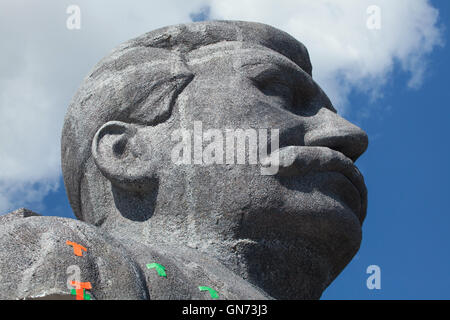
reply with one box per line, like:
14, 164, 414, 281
1, 0, 448, 299
323, 1, 450, 300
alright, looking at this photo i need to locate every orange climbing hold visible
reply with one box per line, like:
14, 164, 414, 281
70, 281, 92, 300
66, 240, 87, 256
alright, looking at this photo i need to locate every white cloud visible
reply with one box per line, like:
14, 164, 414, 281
0, 0, 443, 213
0, 0, 207, 213
209, 0, 443, 110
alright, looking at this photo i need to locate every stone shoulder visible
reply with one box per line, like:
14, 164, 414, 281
0, 212, 148, 300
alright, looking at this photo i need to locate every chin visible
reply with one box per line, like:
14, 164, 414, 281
288, 192, 364, 277
238, 189, 363, 280
308, 203, 363, 278
235, 201, 362, 299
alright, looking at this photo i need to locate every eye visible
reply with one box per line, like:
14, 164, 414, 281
253, 78, 294, 106
241, 62, 315, 115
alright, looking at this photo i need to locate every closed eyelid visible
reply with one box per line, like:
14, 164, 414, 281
240, 59, 332, 117
239, 60, 309, 87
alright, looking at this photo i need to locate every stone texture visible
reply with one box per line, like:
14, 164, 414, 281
0, 208, 40, 224
0, 216, 148, 300
0, 21, 368, 300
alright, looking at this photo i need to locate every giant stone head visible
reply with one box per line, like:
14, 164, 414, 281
62, 21, 368, 299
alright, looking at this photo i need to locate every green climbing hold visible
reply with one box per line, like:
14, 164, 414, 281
70, 288, 91, 300
146, 263, 167, 277
198, 286, 219, 299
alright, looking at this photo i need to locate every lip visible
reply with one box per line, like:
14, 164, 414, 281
263, 146, 367, 224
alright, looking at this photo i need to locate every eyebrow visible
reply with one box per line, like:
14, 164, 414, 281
238, 53, 312, 91
186, 41, 308, 74
239, 52, 304, 73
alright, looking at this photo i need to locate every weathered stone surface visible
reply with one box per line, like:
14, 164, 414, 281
1, 21, 368, 300
0, 216, 148, 300
0, 208, 40, 224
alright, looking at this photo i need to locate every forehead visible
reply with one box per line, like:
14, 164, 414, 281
186, 41, 305, 76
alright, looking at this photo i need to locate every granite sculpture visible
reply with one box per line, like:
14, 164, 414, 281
0, 21, 368, 300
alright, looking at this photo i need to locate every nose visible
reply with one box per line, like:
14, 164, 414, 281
304, 108, 368, 162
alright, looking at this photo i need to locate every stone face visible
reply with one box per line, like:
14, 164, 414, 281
1, 21, 368, 300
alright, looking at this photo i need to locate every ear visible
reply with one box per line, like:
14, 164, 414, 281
92, 121, 157, 192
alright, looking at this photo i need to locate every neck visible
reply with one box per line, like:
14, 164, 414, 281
91, 184, 329, 299
115, 219, 329, 300
200, 237, 328, 299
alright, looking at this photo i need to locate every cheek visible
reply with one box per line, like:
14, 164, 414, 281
134, 130, 163, 160
138, 125, 185, 170
190, 166, 254, 211
218, 168, 284, 217
188, 165, 278, 214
